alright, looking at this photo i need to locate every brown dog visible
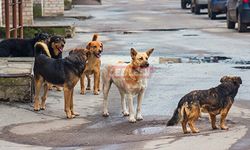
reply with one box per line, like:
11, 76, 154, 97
167, 76, 242, 134
80, 34, 103, 95
102, 48, 154, 123
33, 46, 88, 119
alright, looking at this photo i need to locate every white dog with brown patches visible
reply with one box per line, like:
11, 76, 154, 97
102, 48, 154, 123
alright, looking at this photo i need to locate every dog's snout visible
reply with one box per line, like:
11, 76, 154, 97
62, 43, 65, 48
145, 62, 149, 67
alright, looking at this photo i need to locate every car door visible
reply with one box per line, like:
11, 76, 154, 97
227, 0, 238, 21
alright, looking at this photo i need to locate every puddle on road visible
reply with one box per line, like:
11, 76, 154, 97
132, 126, 165, 135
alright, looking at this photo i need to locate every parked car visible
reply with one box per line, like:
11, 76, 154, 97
208, 0, 227, 19
227, 0, 250, 32
191, 0, 208, 14
181, 0, 191, 9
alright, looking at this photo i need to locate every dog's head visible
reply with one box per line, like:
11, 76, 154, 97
220, 76, 242, 85
49, 35, 66, 54
86, 34, 103, 58
34, 33, 50, 43
130, 48, 154, 68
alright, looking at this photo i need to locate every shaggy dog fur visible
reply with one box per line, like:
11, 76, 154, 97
167, 76, 242, 134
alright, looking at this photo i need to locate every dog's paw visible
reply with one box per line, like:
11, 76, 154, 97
191, 129, 200, 133
34, 102, 41, 111
94, 91, 99, 95
183, 131, 191, 134
129, 117, 137, 123
56, 87, 62, 91
122, 111, 129, 116
212, 126, 219, 130
72, 111, 80, 116
103, 112, 109, 117
221, 126, 229, 130
80, 91, 85, 95
136, 114, 143, 121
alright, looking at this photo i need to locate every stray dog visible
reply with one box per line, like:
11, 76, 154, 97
167, 76, 242, 134
80, 34, 103, 95
102, 48, 154, 123
0, 33, 49, 57
47, 35, 66, 91
33, 46, 89, 119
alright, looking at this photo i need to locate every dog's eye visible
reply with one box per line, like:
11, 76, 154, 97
93, 46, 97, 48
146, 57, 148, 60
140, 57, 143, 60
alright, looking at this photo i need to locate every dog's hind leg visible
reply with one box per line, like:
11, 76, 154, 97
34, 77, 43, 111
41, 83, 49, 110
209, 113, 218, 129
220, 99, 233, 130
136, 91, 145, 121
181, 118, 190, 134
103, 80, 112, 117
80, 73, 86, 95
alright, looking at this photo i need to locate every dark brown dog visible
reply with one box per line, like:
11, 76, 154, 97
167, 76, 242, 134
33, 47, 88, 119
80, 34, 103, 95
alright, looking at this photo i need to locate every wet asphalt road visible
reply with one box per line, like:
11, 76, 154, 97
1, 0, 250, 149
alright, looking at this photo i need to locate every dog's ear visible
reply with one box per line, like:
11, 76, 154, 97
92, 34, 98, 41
235, 76, 242, 85
86, 42, 91, 50
131, 48, 137, 60
101, 42, 103, 51
220, 76, 228, 83
146, 48, 154, 57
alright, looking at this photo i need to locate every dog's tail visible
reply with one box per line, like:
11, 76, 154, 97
34, 42, 51, 58
92, 34, 98, 41
167, 102, 188, 126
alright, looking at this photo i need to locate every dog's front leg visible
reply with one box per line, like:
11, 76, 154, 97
136, 91, 144, 121
93, 71, 100, 95
70, 88, 79, 117
220, 99, 233, 130
120, 91, 129, 116
80, 73, 86, 95
128, 94, 136, 123
64, 87, 73, 119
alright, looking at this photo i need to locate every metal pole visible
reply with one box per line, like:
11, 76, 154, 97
5, 0, 10, 39
18, 0, 23, 38
12, 0, 17, 38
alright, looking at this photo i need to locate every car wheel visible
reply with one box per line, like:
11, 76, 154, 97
181, 0, 187, 9
194, 4, 200, 14
210, 11, 216, 20
238, 13, 247, 32
227, 12, 235, 29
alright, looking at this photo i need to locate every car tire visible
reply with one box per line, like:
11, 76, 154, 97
191, 6, 195, 13
194, 4, 200, 14
208, 2, 211, 18
210, 11, 216, 20
181, 0, 187, 9
227, 12, 235, 29
238, 13, 247, 32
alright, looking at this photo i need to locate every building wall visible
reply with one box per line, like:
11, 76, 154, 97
43, 0, 64, 16
1, 0, 33, 25
0, 0, 2, 26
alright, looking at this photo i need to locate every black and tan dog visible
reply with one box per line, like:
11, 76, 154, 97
167, 76, 242, 134
33, 46, 89, 119
0, 33, 49, 57
47, 35, 65, 91
80, 34, 103, 95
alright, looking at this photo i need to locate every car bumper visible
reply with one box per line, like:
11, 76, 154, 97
211, 2, 226, 13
